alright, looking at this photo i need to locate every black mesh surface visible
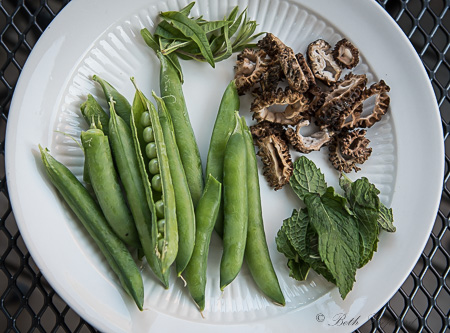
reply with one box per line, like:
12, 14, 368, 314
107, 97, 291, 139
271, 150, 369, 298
1, 0, 448, 332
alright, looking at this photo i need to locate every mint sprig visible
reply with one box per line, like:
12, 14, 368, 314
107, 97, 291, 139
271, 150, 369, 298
276, 156, 395, 299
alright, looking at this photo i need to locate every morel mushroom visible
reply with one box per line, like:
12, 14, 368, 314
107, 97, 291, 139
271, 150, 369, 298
255, 134, 293, 190
250, 120, 286, 140
333, 38, 360, 69
251, 88, 310, 125
342, 80, 391, 130
315, 73, 367, 131
329, 129, 372, 173
234, 48, 269, 95
307, 39, 342, 85
258, 33, 310, 92
285, 119, 334, 153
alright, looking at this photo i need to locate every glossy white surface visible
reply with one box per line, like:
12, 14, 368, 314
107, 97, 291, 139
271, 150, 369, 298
5, 0, 444, 332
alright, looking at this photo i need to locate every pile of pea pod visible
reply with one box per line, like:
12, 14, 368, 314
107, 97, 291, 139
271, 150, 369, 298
38, 53, 285, 313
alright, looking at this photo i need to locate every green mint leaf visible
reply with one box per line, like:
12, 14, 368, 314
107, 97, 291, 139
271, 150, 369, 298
160, 11, 215, 67
290, 156, 327, 200
342, 177, 381, 267
304, 188, 360, 299
275, 225, 297, 260
276, 221, 311, 281
282, 208, 335, 283
287, 258, 311, 281
378, 204, 396, 232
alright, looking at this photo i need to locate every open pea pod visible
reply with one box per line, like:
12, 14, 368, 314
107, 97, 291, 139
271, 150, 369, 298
130, 80, 178, 275
153, 92, 196, 277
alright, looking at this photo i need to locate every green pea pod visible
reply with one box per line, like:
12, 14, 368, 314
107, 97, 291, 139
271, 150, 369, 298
80, 94, 109, 135
220, 112, 248, 290
158, 52, 204, 207
81, 125, 140, 248
109, 101, 168, 287
204, 80, 240, 236
153, 92, 195, 276
183, 174, 221, 312
39, 145, 144, 310
240, 117, 285, 306
131, 81, 178, 275
93, 75, 132, 127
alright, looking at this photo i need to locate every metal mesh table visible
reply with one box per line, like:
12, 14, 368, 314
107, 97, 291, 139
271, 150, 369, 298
0, 0, 448, 332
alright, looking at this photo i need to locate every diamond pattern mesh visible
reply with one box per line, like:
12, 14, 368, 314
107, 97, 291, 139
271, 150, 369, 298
0, 0, 448, 332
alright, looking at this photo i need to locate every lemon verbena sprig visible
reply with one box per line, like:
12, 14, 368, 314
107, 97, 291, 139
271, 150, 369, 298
141, 2, 263, 74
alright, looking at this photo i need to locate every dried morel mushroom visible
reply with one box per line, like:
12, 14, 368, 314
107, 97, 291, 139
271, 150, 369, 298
234, 48, 269, 95
333, 38, 360, 69
285, 119, 334, 154
258, 33, 310, 92
251, 88, 309, 125
342, 80, 391, 130
250, 120, 286, 140
315, 73, 368, 131
329, 129, 372, 173
255, 134, 293, 190
307, 39, 342, 85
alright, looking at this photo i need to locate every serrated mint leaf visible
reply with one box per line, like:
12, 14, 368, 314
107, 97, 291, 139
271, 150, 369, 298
290, 156, 327, 200
287, 258, 311, 281
275, 224, 297, 260
343, 177, 380, 267
378, 204, 396, 232
304, 188, 360, 299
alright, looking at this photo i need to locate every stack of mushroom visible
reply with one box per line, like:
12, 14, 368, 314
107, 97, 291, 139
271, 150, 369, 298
234, 33, 391, 190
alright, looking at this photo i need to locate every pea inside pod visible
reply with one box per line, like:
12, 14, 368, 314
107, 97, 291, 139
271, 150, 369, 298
153, 92, 196, 277
109, 100, 168, 288
130, 80, 178, 275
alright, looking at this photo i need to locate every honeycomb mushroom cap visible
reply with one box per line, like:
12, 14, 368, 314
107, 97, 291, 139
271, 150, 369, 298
258, 33, 310, 92
250, 120, 286, 141
234, 48, 269, 95
285, 119, 335, 154
255, 134, 293, 190
342, 80, 391, 130
307, 39, 342, 85
315, 73, 368, 131
251, 88, 310, 125
332, 38, 360, 69
329, 129, 372, 173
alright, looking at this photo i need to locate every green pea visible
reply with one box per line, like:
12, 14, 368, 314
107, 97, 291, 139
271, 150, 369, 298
158, 238, 165, 252
145, 142, 157, 159
157, 219, 165, 233
155, 201, 165, 219
151, 174, 162, 192
140, 111, 151, 127
143, 126, 154, 142
148, 158, 159, 174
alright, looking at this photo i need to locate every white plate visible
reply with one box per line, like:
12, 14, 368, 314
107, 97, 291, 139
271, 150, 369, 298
5, 0, 444, 332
